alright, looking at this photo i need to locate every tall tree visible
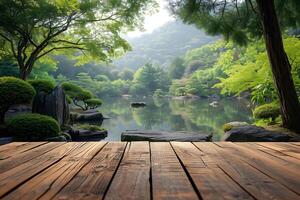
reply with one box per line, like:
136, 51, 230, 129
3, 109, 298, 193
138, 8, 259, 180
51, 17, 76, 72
0, 0, 156, 80
169, 0, 300, 132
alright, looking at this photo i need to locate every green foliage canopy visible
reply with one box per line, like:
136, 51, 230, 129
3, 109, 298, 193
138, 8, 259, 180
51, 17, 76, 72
0, 0, 157, 79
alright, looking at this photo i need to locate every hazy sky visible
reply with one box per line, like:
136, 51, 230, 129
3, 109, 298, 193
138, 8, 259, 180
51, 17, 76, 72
127, 0, 174, 38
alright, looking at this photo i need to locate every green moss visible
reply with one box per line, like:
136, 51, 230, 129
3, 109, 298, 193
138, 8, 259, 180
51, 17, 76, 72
73, 124, 105, 131
253, 103, 280, 121
223, 124, 233, 132
8, 113, 60, 141
28, 79, 55, 94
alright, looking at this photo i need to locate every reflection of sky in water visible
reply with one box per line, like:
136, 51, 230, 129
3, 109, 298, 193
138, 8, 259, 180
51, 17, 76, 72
96, 97, 253, 141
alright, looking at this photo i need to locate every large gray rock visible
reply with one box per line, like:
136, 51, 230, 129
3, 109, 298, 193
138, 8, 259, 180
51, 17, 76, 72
68, 128, 107, 141
75, 112, 104, 122
223, 125, 297, 142
121, 130, 212, 142
32, 86, 69, 126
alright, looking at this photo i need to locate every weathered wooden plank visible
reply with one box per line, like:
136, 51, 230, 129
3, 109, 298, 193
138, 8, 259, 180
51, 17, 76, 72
0, 142, 83, 198
212, 142, 300, 195
105, 142, 151, 200
52, 142, 127, 200
256, 142, 300, 160
0, 142, 47, 160
0, 142, 28, 152
195, 142, 300, 200
151, 142, 199, 200
171, 142, 253, 200
0, 142, 65, 173
1, 142, 106, 200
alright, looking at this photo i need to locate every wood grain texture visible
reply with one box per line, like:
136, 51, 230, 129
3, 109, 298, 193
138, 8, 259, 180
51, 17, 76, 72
0, 142, 299, 200
151, 142, 199, 200
255, 142, 300, 160
171, 142, 253, 200
200, 142, 300, 200
53, 142, 127, 200
1, 142, 106, 200
0, 142, 47, 160
0, 142, 81, 198
210, 142, 300, 196
105, 142, 151, 200
0, 142, 65, 173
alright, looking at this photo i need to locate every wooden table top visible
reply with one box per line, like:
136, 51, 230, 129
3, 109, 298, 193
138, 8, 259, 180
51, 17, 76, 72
0, 142, 299, 200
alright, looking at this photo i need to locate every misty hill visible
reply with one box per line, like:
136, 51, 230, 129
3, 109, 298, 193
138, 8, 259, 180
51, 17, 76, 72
113, 20, 218, 70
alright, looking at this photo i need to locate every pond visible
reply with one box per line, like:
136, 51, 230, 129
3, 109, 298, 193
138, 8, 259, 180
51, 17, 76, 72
97, 97, 254, 141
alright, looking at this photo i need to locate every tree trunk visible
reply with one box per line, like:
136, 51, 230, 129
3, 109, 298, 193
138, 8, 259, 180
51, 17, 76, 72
19, 68, 28, 80
256, 0, 300, 132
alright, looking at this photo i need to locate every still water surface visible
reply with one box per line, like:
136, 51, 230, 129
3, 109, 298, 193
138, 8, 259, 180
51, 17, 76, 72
97, 97, 253, 141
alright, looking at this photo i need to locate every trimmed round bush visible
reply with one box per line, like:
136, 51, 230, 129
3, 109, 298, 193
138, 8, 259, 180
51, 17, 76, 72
28, 79, 55, 94
253, 103, 280, 121
0, 77, 35, 122
8, 113, 60, 141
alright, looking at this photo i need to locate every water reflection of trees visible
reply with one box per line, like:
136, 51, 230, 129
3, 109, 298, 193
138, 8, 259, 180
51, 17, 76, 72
101, 97, 253, 140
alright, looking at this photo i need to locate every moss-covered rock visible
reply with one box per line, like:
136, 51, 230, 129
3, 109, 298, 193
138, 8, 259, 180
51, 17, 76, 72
28, 79, 55, 94
8, 113, 60, 141
73, 124, 105, 131
223, 121, 249, 132
253, 103, 280, 121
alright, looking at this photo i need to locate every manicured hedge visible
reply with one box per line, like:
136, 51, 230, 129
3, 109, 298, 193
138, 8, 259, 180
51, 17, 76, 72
8, 113, 60, 141
0, 77, 35, 122
253, 103, 280, 121
28, 79, 55, 94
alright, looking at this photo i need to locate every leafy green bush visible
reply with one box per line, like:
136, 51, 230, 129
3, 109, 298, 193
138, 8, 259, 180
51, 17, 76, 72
28, 79, 55, 94
8, 113, 60, 140
153, 89, 165, 97
0, 77, 35, 123
61, 82, 94, 110
85, 98, 102, 109
253, 103, 280, 121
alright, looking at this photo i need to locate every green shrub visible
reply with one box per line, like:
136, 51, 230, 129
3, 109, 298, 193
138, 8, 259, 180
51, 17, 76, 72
62, 82, 99, 111
0, 77, 35, 123
62, 82, 92, 101
8, 113, 60, 141
85, 98, 102, 109
154, 89, 165, 97
253, 103, 280, 121
28, 79, 55, 94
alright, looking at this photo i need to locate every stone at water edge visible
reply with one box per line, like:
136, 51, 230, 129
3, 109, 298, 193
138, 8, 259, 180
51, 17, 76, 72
32, 86, 69, 126
223, 121, 249, 132
68, 127, 107, 141
121, 130, 212, 142
223, 125, 297, 142
131, 102, 146, 107
75, 112, 104, 121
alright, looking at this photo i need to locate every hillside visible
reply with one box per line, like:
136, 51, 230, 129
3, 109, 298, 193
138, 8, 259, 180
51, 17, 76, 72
113, 21, 218, 70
